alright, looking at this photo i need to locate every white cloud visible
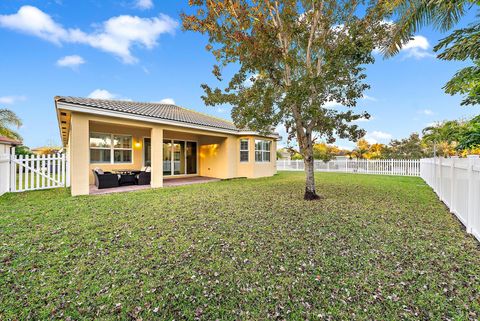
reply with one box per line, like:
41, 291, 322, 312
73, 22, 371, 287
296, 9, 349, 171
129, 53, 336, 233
353, 116, 374, 123
323, 100, 343, 108
323, 94, 375, 108
364, 130, 392, 144
88, 89, 117, 100
0, 5, 67, 44
425, 122, 439, 128
56, 55, 85, 68
401, 35, 435, 59
157, 98, 175, 105
0, 95, 26, 104
0, 5, 177, 64
418, 109, 434, 115
135, 0, 154, 10
362, 94, 377, 101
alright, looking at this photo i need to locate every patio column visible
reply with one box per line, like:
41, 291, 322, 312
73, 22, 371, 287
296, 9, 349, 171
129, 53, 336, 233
150, 126, 163, 188
70, 113, 89, 196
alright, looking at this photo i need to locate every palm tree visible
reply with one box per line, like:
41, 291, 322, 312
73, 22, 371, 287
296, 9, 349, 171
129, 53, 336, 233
0, 109, 22, 140
422, 120, 465, 156
384, 0, 474, 56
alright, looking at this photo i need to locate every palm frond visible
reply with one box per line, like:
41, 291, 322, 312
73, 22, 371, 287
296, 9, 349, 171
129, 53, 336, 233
0, 109, 22, 128
0, 127, 22, 140
0, 108, 22, 140
383, 0, 470, 57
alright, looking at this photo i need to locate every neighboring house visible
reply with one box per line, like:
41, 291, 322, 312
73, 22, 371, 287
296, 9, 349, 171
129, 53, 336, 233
0, 136, 21, 196
277, 148, 291, 160
55, 96, 280, 196
31, 146, 62, 155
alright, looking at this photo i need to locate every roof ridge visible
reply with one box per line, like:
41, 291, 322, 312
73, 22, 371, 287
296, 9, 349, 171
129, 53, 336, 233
173, 104, 235, 126
55, 96, 241, 132
60, 96, 234, 126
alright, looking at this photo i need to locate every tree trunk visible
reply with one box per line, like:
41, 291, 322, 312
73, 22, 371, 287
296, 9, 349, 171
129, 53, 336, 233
303, 143, 321, 201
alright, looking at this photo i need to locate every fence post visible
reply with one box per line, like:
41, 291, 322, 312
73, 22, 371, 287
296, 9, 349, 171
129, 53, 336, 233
438, 157, 443, 198
450, 157, 457, 212
296, 159, 299, 170
345, 159, 348, 172
66, 154, 71, 187
9, 148, 15, 192
466, 155, 479, 233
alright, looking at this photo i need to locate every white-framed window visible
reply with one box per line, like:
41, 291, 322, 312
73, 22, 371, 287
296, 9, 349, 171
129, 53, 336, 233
113, 135, 132, 163
255, 140, 271, 162
90, 133, 132, 164
240, 139, 249, 162
90, 133, 111, 163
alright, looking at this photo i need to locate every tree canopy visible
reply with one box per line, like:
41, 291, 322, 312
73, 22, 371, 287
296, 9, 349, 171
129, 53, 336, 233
183, 0, 389, 199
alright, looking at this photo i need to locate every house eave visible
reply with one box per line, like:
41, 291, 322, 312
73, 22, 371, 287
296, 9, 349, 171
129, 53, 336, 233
56, 101, 280, 143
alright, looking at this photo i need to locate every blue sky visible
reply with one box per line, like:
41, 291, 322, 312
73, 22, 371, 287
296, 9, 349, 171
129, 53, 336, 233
0, 1, 478, 149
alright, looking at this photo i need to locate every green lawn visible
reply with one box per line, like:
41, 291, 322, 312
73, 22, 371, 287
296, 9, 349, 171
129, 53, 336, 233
1, 172, 479, 320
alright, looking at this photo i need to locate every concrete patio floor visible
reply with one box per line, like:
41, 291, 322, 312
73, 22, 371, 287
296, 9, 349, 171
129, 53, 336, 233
89, 176, 220, 195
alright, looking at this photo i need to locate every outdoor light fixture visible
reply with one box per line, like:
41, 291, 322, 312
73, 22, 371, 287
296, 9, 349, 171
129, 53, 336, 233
135, 141, 142, 148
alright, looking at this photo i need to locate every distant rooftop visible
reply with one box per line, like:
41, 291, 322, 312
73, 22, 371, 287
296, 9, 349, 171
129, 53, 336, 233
0, 136, 21, 145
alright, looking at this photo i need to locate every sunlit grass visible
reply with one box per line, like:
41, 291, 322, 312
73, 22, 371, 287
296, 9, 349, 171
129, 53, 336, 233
1, 172, 479, 320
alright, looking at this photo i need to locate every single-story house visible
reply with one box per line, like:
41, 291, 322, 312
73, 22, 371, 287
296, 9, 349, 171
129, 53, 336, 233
31, 146, 62, 155
55, 96, 280, 196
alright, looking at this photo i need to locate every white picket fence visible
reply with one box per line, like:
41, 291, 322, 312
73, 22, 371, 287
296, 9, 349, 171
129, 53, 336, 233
10, 153, 70, 192
277, 159, 420, 176
420, 156, 480, 242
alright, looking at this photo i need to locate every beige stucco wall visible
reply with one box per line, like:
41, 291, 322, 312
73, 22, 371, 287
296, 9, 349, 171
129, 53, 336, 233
65, 111, 277, 195
199, 136, 229, 178
69, 113, 90, 196
236, 136, 277, 178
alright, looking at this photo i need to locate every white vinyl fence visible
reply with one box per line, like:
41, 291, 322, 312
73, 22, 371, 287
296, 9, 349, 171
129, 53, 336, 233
9, 153, 70, 193
420, 156, 480, 242
277, 159, 420, 176
0, 154, 10, 195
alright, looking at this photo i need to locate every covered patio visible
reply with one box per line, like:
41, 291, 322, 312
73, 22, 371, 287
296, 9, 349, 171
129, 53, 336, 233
84, 118, 230, 195
89, 176, 221, 195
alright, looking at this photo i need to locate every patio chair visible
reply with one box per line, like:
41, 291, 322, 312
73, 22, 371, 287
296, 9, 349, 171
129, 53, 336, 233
92, 168, 119, 189
136, 166, 151, 185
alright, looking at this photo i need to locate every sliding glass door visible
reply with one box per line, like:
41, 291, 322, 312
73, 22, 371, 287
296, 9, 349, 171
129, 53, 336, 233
162, 139, 197, 176
143, 138, 151, 166
186, 141, 197, 174
163, 141, 172, 176
173, 141, 185, 175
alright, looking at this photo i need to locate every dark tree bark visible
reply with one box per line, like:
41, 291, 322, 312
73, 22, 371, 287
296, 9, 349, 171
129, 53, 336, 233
303, 144, 321, 200
298, 129, 321, 200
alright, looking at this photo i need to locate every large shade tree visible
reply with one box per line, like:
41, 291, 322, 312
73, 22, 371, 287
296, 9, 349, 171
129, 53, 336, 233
182, 0, 388, 199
